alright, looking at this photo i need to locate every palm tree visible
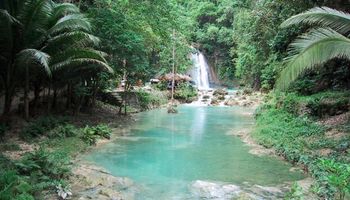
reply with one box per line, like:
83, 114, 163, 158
276, 7, 350, 90
0, 0, 112, 118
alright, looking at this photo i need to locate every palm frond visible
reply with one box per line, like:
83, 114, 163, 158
276, 28, 350, 90
18, 0, 51, 31
51, 3, 79, 19
15, 49, 51, 76
48, 14, 91, 35
0, 9, 21, 25
0, 9, 18, 57
43, 31, 100, 53
51, 48, 108, 64
281, 7, 350, 35
52, 58, 113, 74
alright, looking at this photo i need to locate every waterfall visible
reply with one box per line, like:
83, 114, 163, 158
191, 52, 210, 90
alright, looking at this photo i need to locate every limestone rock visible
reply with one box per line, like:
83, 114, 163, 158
213, 89, 228, 96
191, 180, 241, 199
225, 98, 239, 106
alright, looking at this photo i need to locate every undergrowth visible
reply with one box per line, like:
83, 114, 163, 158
254, 91, 350, 199
1, 116, 113, 199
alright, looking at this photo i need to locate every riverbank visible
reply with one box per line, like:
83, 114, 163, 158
0, 100, 138, 200
251, 91, 350, 199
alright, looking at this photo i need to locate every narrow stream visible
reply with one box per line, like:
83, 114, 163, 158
85, 106, 305, 199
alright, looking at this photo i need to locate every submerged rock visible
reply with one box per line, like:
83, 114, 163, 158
71, 164, 140, 200
191, 180, 241, 199
190, 180, 291, 200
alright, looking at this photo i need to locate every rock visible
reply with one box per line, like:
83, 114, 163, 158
225, 98, 239, 106
98, 188, 122, 199
217, 95, 225, 101
191, 180, 241, 199
213, 89, 228, 96
71, 163, 139, 200
167, 104, 178, 113
202, 95, 211, 99
241, 101, 253, 107
210, 97, 220, 105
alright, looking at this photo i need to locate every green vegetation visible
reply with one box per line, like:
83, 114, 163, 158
1, 0, 350, 199
277, 7, 350, 90
20, 116, 68, 139
0, 0, 112, 118
136, 90, 168, 111
254, 92, 350, 199
81, 124, 112, 145
0, 116, 113, 199
174, 83, 198, 103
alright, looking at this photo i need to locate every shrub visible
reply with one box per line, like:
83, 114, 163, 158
136, 90, 167, 110
174, 82, 197, 102
0, 170, 34, 200
16, 148, 71, 181
0, 142, 21, 152
153, 82, 167, 91
93, 124, 112, 139
81, 126, 99, 145
81, 124, 112, 145
289, 78, 316, 95
48, 124, 77, 138
276, 91, 350, 118
317, 159, 350, 200
284, 182, 304, 200
20, 116, 69, 139
254, 92, 350, 199
242, 87, 253, 95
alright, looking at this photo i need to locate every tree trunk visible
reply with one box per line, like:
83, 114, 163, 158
32, 83, 41, 114
66, 84, 72, 109
52, 87, 57, 109
47, 85, 51, 114
3, 62, 14, 116
3, 89, 13, 115
171, 29, 176, 104
91, 79, 98, 107
24, 66, 29, 120
124, 90, 127, 115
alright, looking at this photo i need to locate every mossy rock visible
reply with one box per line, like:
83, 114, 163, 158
213, 89, 228, 96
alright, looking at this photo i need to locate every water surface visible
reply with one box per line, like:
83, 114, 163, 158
85, 106, 304, 199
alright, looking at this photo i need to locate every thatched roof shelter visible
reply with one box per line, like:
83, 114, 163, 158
158, 73, 192, 82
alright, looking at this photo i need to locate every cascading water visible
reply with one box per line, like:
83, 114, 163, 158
191, 52, 210, 90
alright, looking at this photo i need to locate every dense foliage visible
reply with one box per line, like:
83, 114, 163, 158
254, 92, 350, 199
0, 116, 112, 199
0, 0, 112, 118
1, 0, 350, 199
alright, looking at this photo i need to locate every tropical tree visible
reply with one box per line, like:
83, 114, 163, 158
276, 7, 350, 90
0, 0, 112, 118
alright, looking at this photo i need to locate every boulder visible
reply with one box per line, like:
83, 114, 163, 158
225, 98, 239, 106
241, 101, 253, 107
213, 89, 228, 96
217, 95, 226, 101
202, 95, 211, 100
210, 97, 220, 105
191, 180, 241, 199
